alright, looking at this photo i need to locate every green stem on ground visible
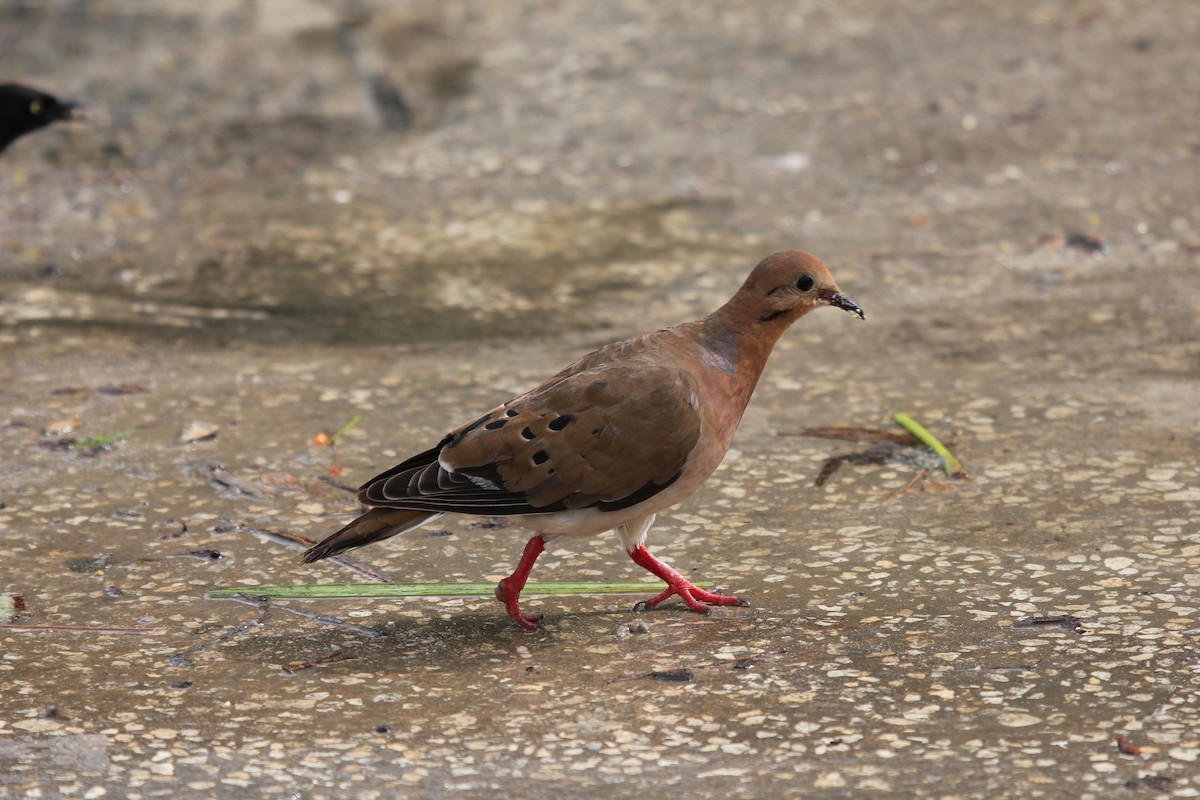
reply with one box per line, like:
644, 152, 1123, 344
71, 430, 134, 451
893, 412, 965, 477
207, 581, 713, 600
328, 414, 363, 443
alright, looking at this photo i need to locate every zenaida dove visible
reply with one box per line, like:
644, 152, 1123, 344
304, 250, 864, 628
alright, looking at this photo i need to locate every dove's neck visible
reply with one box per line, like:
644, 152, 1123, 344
691, 309, 791, 410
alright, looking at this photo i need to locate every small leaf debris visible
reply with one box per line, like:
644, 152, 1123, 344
1124, 775, 1173, 794
781, 413, 967, 487
51, 384, 149, 396
282, 650, 358, 675
1014, 614, 1086, 634
179, 421, 219, 444
316, 474, 358, 494
65, 554, 115, 574
607, 648, 785, 684
43, 417, 82, 436
96, 384, 150, 395
155, 520, 188, 541
225, 594, 384, 639
38, 437, 80, 451
175, 549, 225, 561
1065, 232, 1108, 255
207, 464, 266, 498
613, 621, 650, 638
260, 472, 307, 493
1, 593, 27, 623
167, 617, 263, 666
781, 426, 919, 487
1116, 735, 1143, 757
229, 523, 395, 582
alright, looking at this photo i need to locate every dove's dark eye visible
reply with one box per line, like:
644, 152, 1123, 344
796, 274, 815, 292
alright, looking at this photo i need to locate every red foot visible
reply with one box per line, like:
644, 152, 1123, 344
627, 545, 749, 614
494, 535, 546, 630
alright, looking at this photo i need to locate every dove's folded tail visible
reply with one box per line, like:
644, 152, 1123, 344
302, 508, 440, 563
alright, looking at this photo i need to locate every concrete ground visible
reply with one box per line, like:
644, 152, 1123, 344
2, 1, 1198, 798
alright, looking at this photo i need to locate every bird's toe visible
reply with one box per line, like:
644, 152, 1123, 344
511, 612, 544, 631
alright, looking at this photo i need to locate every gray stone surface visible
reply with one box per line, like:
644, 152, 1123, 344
2, 1, 1198, 798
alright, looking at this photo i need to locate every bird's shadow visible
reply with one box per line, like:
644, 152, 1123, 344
194, 604, 612, 675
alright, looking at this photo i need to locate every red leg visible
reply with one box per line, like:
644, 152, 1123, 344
495, 535, 546, 629
627, 545, 749, 614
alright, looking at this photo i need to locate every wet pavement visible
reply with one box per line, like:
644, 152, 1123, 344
2, 1, 1199, 798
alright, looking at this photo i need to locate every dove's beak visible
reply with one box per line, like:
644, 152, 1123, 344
818, 289, 865, 320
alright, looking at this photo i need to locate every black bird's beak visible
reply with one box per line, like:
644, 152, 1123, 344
58, 102, 86, 122
817, 289, 865, 320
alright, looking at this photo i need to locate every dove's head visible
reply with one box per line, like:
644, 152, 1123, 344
729, 250, 864, 329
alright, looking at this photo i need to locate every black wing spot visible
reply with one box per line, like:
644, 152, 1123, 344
532, 450, 550, 465
521, 426, 536, 441
548, 414, 576, 431
505, 409, 519, 417
484, 419, 509, 430
451, 414, 492, 445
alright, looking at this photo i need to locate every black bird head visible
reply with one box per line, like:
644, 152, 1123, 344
0, 83, 84, 154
